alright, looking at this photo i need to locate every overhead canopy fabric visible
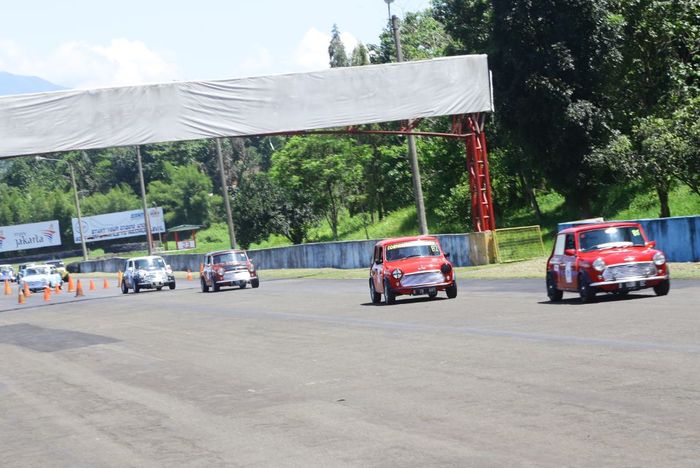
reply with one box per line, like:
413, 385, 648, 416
0, 55, 492, 158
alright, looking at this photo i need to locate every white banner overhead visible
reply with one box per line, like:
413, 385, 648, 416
0, 55, 493, 158
0, 220, 62, 253
72, 207, 166, 243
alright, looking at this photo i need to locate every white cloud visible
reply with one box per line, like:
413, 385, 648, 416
292, 28, 362, 72
0, 38, 180, 88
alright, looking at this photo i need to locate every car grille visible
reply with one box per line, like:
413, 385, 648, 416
602, 262, 657, 281
401, 271, 444, 287
224, 264, 247, 272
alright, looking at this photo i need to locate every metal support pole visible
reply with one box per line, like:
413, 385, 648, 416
216, 138, 237, 249
136, 145, 153, 255
69, 163, 88, 261
391, 14, 428, 235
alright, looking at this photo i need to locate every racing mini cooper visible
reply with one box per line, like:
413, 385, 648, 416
546, 221, 670, 303
121, 255, 176, 293
200, 249, 259, 292
369, 235, 457, 305
20, 264, 63, 292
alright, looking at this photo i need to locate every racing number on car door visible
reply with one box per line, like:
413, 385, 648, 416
558, 234, 577, 290
371, 246, 383, 290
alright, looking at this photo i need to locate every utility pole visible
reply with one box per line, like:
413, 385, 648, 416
389, 11, 428, 235
136, 145, 153, 255
71, 159, 88, 261
216, 138, 237, 249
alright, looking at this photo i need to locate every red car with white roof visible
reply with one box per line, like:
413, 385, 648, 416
201, 249, 259, 292
369, 235, 457, 305
546, 221, 670, 303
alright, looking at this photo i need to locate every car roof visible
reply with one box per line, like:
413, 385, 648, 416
558, 221, 641, 235
375, 235, 439, 247
128, 256, 164, 261
205, 249, 247, 256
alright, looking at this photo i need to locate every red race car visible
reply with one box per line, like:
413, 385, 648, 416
546, 221, 670, 303
201, 249, 259, 292
369, 235, 457, 305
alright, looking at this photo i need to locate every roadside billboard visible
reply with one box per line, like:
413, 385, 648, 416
0, 220, 62, 253
72, 207, 166, 243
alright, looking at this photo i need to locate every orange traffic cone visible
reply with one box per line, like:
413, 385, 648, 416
18, 289, 25, 304
68, 276, 75, 292
55, 284, 61, 294
75, 279, 84, 297
89, 279, 96, 291
103, 278, 109, 289
4, 280, 10, 295
43, 286, 51, 302
186, 269, 193, 281
23, 282, 31, 297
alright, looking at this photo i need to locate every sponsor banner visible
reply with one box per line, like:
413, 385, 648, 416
72, 207, 166, 243
0, 220, 62, 253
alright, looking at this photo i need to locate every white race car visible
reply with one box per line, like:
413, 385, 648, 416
20, 265, 63, 292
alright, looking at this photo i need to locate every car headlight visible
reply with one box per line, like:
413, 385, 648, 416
593, 258, 606, 272
217, 268, 225, 276
653, 252, 666, 266
391, 268, 403, 279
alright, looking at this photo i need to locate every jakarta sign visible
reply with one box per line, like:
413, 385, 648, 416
0, 220, 62, 253
72, 207, 166, 243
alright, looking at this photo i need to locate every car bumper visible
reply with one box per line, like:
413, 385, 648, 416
590, 275, 668, 288
391, 280, 453, 296
216, 271, 252, 285
137, 276, 175, 288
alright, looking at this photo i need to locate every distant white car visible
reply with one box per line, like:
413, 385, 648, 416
121, 255, 176, 293
20, 265, 63, 292
0, 264, 16, 282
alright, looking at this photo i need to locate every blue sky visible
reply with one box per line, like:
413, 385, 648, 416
0, 0, 430, 88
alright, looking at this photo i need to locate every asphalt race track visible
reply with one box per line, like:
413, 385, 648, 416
1, 277, 699, 467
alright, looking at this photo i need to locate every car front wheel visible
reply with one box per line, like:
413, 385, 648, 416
201, 278, 209, 293
239, 281, 247, 289
653, 279, 670, 296
169, 281, 176, 290
383, 279, 396, 305
578, 273, 596, 303
121, 281, 128, 294
251, 278, 260, 288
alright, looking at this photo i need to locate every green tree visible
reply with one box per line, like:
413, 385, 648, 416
329, 24, 349, 68
147, 163, 214, 228
271, 136, 372, 240
230, 173, 282, 249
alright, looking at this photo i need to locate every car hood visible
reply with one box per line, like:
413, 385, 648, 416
578, 246, 660, 264
385, 257, 447, 273
23, 273, 53, 281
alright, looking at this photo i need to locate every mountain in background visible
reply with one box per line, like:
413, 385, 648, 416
0, 71, 67, 96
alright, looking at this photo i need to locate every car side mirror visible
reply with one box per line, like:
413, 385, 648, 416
444, 252, 451, 259
646, 241, 656, 248
564, 249, 576, 256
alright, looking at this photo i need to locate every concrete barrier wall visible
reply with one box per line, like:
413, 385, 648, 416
74, 232, 495, 273
558, 215, 700, 262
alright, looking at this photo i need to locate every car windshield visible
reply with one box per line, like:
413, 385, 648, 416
385, 240, 441, 261
134, 258, 166, 270
25, 267, 50, 276
0, 266, 11, 272
579, 227, 646, 252
212, 252, 247, 264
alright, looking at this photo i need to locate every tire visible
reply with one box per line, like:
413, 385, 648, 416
213, 282, 220, 292
578, 273, 596, 303
446, 281, 457, 299
239, 281, 247, 289
653, 279, 670, 296
201, 278, 209, 293
169, 281, 176, 290
546, 274, 563, 302
134, 283, 140, 294
383, 279, 396, 305
156, 286, 163, 291
369, 279, 381, 304
251, 278, 260, 289
428, 290, 438, 299
121, 280, 129, 294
